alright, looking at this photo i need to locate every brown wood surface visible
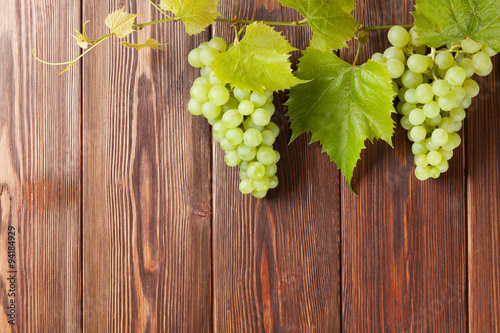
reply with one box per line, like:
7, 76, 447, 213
1, 0, 500, 332
0, 0, 82, 331
82, 0, 211, 331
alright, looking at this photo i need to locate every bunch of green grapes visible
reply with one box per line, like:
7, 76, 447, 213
372, 26, 497, 181
187, 37, 280, 198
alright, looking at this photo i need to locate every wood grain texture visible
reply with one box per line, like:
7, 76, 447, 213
82, 0, 212, 331
467, 50, 500, 332
212, 2, 341, 332
0, 0, 82, 331
341, 1, 468, 332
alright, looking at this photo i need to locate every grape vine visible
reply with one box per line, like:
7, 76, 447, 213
34, 0, 500, 197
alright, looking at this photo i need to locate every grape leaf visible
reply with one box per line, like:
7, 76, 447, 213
286, 49, 396, 188
211, 22, 305, 93
413, 0, 500, 52
277, 0, 358, 51
73, 20, 92, 49
105, 7, 142, 39
121, 38, 165, 51
160, 0, 220, 35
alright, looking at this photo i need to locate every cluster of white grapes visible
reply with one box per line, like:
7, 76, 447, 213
187, 37, 280, 198
372, 26, 497, 180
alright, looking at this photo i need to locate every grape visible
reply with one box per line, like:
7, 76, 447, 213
415, 83, 434, 103
388, 26, 410, 47
450, 107, 466, 122
425, 114, 442, 127
222, 97, 239, 112
460, 37, 483, 53
200, 66, 211, 77
402, 70, 423, 88
445, 66, 467, 86
261, 130, 277, 147
435, 52, 454, 69
409, 27, 422, 46
415, 154, 429, 167
243, 128, 263, 147
450, 86, 466, 103
407, 54, 428, 73
238, 100, 254, 115
385, 59, 405, 78
404, 89, 418, 104
201, 101, 221, 119
222, 109, 243, 128
252, 191, 267, 199
237, 144, 257, 161
472, 52, 493, 72
439, 117, 457, 133
463, 79, 480, 97
188, 48, 204, 68
452, 133, 462, 148
257, 146, 276, 165
432, 80, 451, 97
251, 108, 271, 126
436, 159, 449, 173
190, 83, 211, 103
401, 102, 417, 116
208, 85, 230, 106
442, 134, 456, 151
265, 164, 278, 177
423, 101, 440, 118
269, 176, 279, 189
239, 179, 254, 194
225, 150, 241, 166
247, 162, 266, 180
410, 126, 427, 142
213, 121, 228, 137
188, 99, 203, 115
426, 138, 439, 151
239, 170, 247, 181
262, 101, 275, 116
475, 63, 493, 76
438, 148, 453, 161
220, 138, 237, 151
427, 151, 442, 166
430, 167, 441, 179
412, 142, 428, 155
253, 177, 271, 192
482, 45, 498, 57
265, 123, 280, 137
415, 166, 431, 180
458, 58, 475, 77
400, 116, 412, 130
250, 92, 267, 107
209, 71, 222, 86
431, 128, 449, 146
384, 47, 406, 63
274, 151, 281, 163
438, 93, 456, 111
461, 97, 472, 109
234, 87, 251, 101
208, 37, 227, 52
243, 118, 264, 131
409, 108, 425, 126
371, 52, 385, 63
199, 47, 219, 66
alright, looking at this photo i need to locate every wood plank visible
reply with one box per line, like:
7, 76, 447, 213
82, 1, 212, 331
467, 50, 500, 332
0, 0, 81, 331
212, 2, 341, 331
341, 1, 468, 332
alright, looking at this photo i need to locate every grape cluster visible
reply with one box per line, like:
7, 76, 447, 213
187, 37, 280, 198
373, 26, 497, 180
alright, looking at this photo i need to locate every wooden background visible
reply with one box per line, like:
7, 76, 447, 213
1, 0, 499, 331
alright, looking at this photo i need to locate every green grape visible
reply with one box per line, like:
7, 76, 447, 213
436, 159, 449, 173
383, 46, 406, 62
265, 163, 278, 177
415, 83, 434, 103
435, 52, 454, 69
199, 47, 219, 66
452, 133, 462, 148
414, 154, 429, 167
226, 128, 244, 145
261, 130, 276, 146
213, 121, 228, 137
463, 79, 480, 97
454, 121, 463, 132
208, 71, 222, 86
430, 167, 441, 179
262, 101, 275, 116
208, 85, 230, 106
256, 146, 276, 165
188, 48, 204, 68
222, 97, 239, 112
252, 191, 267, 199
460, 37, 483, 53
400, 116, 413, 130
188, 98, 203, 115
475, 63, 493, 76
201, 101, 221, 119
426, 114, 442, 127
392, 82, 400, 94
224, 150, 241, 166
234, 87, 251, 101
239, 179, 254, 194
461, 97, 472, 109
407, 54, 429, 73
413, 45, 428, 55
410, 125, 427, 142
237, 144, 257, 161
239, 170, 247, 181
445, 66, 467, 86
265, 123, 280, 137
388, 26, 410, 47
220, 138, 236, 151
438, 148, 453, 161
193, 77, 210, 86
423, 101, 440, 118
458, 58, 475, 77
398, 87, 408, 100
238, 100, 254, 115
198, 42, 209, 48
243, 128, 263, 147
190, 83, 211, 103
207, 117, 219, 126
472, 52, 493, 72
269, 176, 279, 189
426, 138, 439, 151
432, 80, 451, 97
439, 117, 457, 133
264, 89, 273, 99
442, 134, 456, 151
402, 70, 423, 89
222, 109, 243, 128
404, 89, 418, 104
240, 161, 250, 171
438, 94, 456, 111
401, 102, 417, 116
409, 27, 422, 46
251, 108, 271, 126
449, 107, 466, 122
253, 176, 271, 192
415, 166, 431, 180
244, 118, 264, 132
371, 52, 385, 63
200, 66, 211, 77
431, 128, 449, 146
412, 142, 428, 155
385, 59, 405, 78
427, 151, 442, 166
481, 45, 498, 57
250, 92, 267, 107
274, 151, 281, 163
208, 37, 227, 52
450, 86, 466, 102
409, 108, 425, 126
247, 162, 266, 180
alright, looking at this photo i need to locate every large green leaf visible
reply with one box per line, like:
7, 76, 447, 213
286, 49, 396, 188
160, 0, 220, 35
105, 7, 142, 38
413, 0, 500, 52
211, 22, 305, 93
277, 0, 358, 51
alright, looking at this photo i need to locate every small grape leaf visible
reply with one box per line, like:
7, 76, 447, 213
105, 7, 142, 38
286, 49, 396, 188
73, 20, 92, 49
276, 0, 358, 51
121, 38, 165, 51
211, 22, 305, 93
160, 0, 220, 35
413, 0, 500, 52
